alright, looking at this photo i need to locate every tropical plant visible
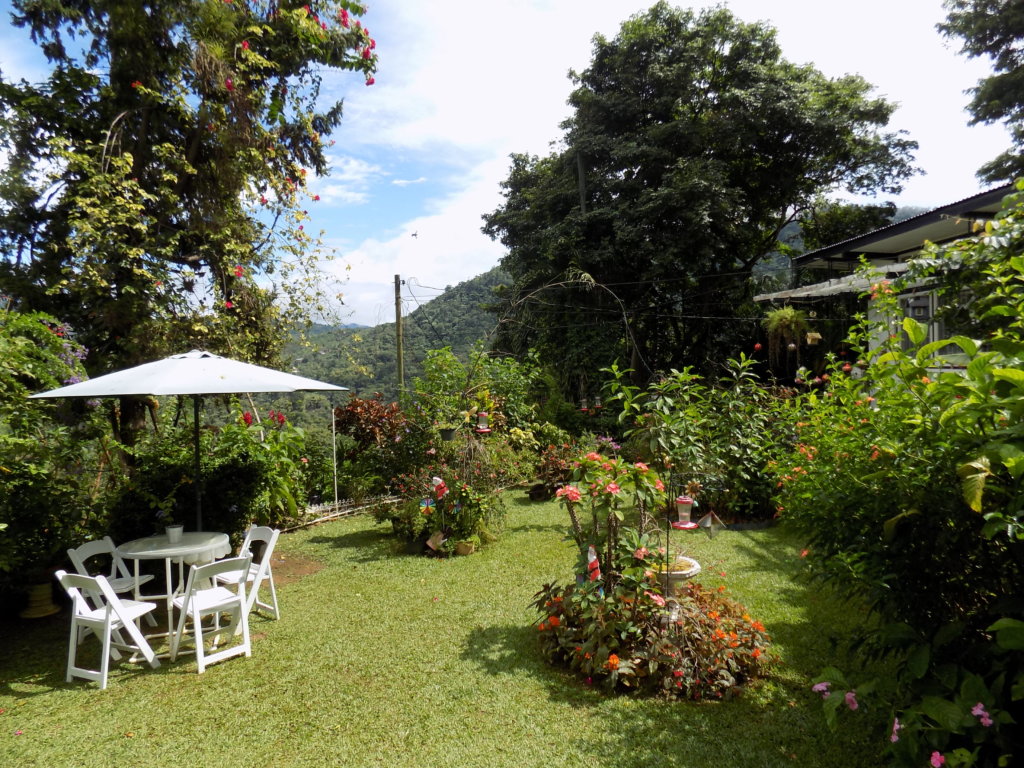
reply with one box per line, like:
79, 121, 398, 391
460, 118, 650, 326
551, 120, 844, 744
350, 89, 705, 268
0, 0, 378, 446
531, 526, 770, 699
483, 2, 917, 383
771, 190, 1024, 766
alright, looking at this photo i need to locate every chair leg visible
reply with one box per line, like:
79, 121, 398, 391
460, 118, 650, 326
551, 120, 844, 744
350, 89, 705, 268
99, 625, 112, 690
194, 611, 207, 674
66, 619, 79, 684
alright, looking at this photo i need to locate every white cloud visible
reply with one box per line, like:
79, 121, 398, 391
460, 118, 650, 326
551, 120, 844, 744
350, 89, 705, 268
323, 156, 509, 325
309, 155, 386, 205
392, 177, 427, 187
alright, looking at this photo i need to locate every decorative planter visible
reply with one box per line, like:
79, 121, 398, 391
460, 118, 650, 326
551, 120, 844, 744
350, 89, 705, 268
20, 580, 60, 619
165, 524, 184, 543
454, 540, 476, 556
439, 428, 457, 442
657, 556, 701, 596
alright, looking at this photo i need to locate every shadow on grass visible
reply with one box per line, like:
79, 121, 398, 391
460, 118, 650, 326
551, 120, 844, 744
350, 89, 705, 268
307, 525, 400, 563
0, 610, 77, 698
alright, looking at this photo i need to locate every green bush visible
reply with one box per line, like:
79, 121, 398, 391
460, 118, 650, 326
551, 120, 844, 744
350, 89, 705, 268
771, 190, 1024, 767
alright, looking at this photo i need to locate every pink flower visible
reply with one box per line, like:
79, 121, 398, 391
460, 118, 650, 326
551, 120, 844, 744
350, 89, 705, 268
224, 300, 233, 309
555, 485, 581, 503
339, 8, 349, 26
644, 590, 666, 607
241, 40, 250, 50
585, 451, 602, 462
890, 717, 901, 743
654, 479, 665, 491
971, 702, 993, 727
633, 546, 650, 560
930, 752, 945, 767
300, 457, 308, 464
634, 461, 649, 472
233, 265, 243, 277
811, 681, 830, 698
365, 77, 375, 86
605, 482, 621, 494
225, 78, 234, 91
845, 691, 858, 711
361, 47, 371, 59
312, 194, 320, 201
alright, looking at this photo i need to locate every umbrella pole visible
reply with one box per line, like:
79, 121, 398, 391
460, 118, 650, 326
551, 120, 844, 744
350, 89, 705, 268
193, 395, 202, 531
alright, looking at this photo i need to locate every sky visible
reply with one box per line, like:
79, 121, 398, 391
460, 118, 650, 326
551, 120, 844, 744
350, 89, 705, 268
0, 0, 1013, 327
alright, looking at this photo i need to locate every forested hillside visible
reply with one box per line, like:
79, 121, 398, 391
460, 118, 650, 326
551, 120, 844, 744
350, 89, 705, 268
288, 266, 510, 399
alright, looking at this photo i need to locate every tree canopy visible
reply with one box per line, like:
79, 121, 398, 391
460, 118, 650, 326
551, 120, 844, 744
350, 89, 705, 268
483, 2, 917, 385
0, 0, 377, 378
940, 0, 1024, 182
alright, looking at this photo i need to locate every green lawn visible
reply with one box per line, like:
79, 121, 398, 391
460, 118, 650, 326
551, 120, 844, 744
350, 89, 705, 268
1, 496, 885, 767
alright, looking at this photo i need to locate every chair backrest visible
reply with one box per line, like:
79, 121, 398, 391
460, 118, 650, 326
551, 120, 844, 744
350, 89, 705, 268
67, 536, 131, 581
242, 526, 279, 567
184, 555, 253, 595
55, 570, 136, 626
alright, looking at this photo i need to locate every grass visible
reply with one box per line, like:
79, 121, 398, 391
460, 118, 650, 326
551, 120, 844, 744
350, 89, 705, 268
1, 495, 886, 767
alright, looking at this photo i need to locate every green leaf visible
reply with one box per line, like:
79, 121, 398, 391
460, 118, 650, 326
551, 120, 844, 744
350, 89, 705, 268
958, 457, 992, 513
992, 367, 1024, 388
903, 316, 927, 345
883, 508, 919, 541
920, 695, 967, 731
906, 643, 930, 679
988, 618, 1024, 650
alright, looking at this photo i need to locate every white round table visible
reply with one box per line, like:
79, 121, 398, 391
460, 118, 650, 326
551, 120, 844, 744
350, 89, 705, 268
118, 532, 232, 639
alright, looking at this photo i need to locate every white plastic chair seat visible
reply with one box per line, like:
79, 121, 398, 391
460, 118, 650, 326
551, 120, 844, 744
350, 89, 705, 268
170, 555, 252, 673
55, 570, 161, 690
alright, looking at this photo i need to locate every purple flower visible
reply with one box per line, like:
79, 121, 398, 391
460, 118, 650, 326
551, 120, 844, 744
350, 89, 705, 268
890, 717, 901, 742
844, 691, 858, 711
811, 681, 830, 698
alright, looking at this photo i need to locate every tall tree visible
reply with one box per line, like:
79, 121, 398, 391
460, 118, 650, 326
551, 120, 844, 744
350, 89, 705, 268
940, 0, 1024, 182
0, 1, 376, 402
483, 3, 917, 385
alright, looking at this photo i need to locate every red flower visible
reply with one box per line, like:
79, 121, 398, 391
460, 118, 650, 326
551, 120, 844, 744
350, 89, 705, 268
361, 47, 371, 60
130, 80, 142, 89
233, 265, 243, 277
225, 78, 234, 91
241, 40, 250, 50
339, 8, 349, 26
312, 194, 320, 201
242, 411, 254, 426
365, 77, 375, 86
224, 300, 233, 309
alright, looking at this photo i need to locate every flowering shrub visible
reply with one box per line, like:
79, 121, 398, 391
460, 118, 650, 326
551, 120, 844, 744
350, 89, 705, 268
772, 189, 1024, 766
532, 535, 770, 699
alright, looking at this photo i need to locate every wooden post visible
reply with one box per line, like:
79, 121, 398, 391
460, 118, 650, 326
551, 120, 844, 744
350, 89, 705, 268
395, 274, 404, 394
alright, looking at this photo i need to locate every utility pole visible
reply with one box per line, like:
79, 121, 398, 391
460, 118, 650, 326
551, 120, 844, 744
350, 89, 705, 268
395, 274, 404, 393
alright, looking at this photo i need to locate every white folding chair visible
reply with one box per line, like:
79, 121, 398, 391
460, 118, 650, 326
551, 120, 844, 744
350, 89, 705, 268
169, 556, 252, 673
215, 526, 281, 620
54, 570, 161, 690
68, 537, 157, 627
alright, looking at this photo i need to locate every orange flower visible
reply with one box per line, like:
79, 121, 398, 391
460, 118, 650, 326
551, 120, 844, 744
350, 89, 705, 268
752, 648, 762, 659
606, 654, 620, 670
548, 615, 561, 628
538, 622, 548, 632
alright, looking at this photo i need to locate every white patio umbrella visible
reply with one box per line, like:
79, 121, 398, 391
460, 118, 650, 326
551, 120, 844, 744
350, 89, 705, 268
30, 349, 347, 530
